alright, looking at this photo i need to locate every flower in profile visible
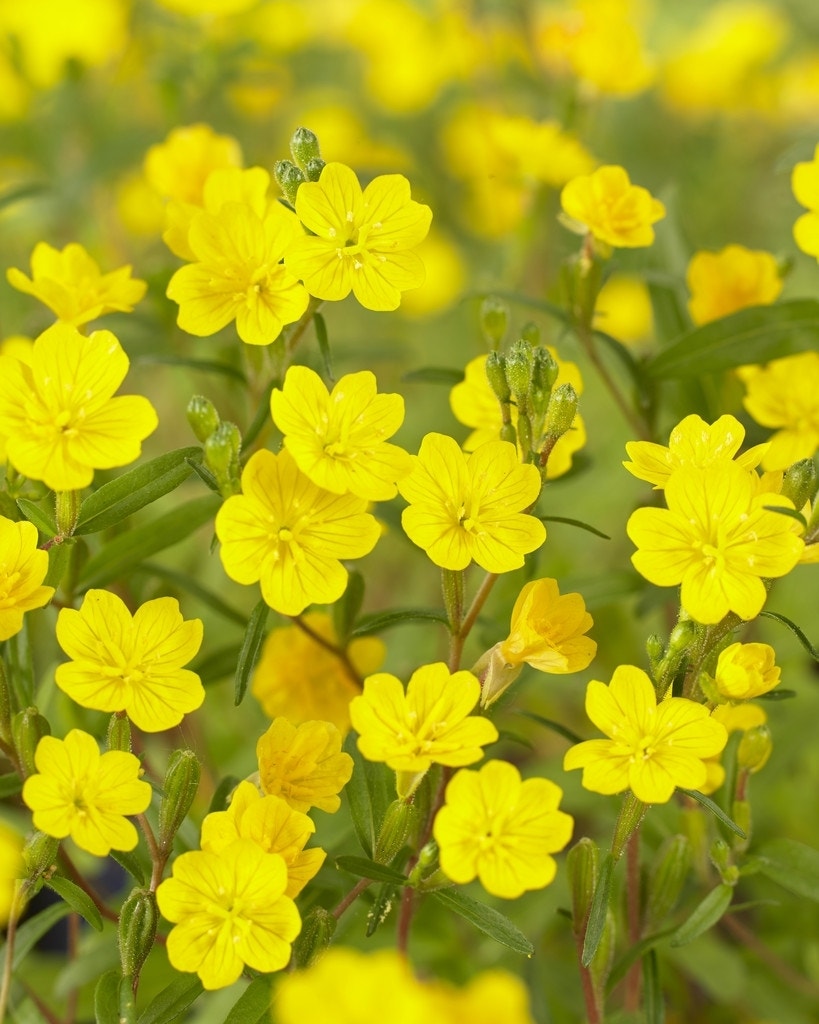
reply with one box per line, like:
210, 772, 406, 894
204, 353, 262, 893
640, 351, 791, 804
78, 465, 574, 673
792, 142, 819, 258
55, 590, 204, 732
560, 165, 665, 248
7, 243, 146, 327
200, 781, 325, 898
563, 666, 727, 803
156, 839, 300, 990
284, 161, 432, 311
713, 642, 780, 701
624, 413, 768, 489
686, 245, 782, 325
271, 365, 413, 500
738, 352, 819, 470
166, 200, 309, 346
257, 718, 353, 813
433, 759, 573, 899
449, 352, 586, 479
22, 729, 152, 856
0, 517, 54, 641
252, 612, 385, 735
0, 323, 158, 492
399, 433, 545, 573
215, 448, 380, 616
627, 462, 804, 624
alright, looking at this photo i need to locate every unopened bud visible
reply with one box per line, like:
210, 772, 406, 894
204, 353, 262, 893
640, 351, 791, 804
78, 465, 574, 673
520, 322, 541, 346
566, 837, 599, 929
737, 725, 772, 774
304, 157, 326, 182
118, 888, 158, 979
504, 340, 534, 401
781, 458, 818, 511
291, 907, 337, 968
374, 800, 418, 865
204, 422, 242, 497
289, 127, 322, 170
186, 396, 220, 443
479, 297, 509, 348
545, 383, 578, 439
646, 634, 664, 670
645, 835, 690, 929
274, 159, 306, 204
484, 351, 510, 404
499, 423, 517, 446
107, 713, 131, 753
158, 750, 201, 852
12, 708, 50, 778
476, 644, 523, 709
22, 831, 58, 878
530, 348, 558, 417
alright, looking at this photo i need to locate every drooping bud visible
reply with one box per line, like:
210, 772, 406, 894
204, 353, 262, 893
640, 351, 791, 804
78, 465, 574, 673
107, 713, 131, 753
204, 422, 242, 498
475, 644, 523, 709
274, 159, 306, 205
544, 383, 578, 439
737, 725, 772, 774
118, 887, 158, 980
781, 458, 818, 511
186, 395, 220, 444
12, 708, 50, 778
484, 351, 510, 404
479, 296, 509, 349
374, 800, 419, 865
644, 835, 690, 930
291, 907, 337, 968
289, 127, 322, 170
566, 837, 599, 929
158, 750, 201, 853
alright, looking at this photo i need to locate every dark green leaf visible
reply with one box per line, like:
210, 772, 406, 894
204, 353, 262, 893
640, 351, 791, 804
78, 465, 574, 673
136, 976, 204, 1024
209, 775, 240, 813
515, 710, 584, 746
135, 563, 246, 625
314, 312, 334, 382
671, 883, 733, 946
16, 498, 56, 538
757, 838, 819, 902
138, 354, 247, 384
94, 969, 121, 1024
758, 611, 819, 661
643, 949, 665, 1024
539, 515, 611, 540
645, 300, 819, 379
349, 608, 448, 639
74, 447, 201, 535
366, 881, 399, 937
0, 773, 22, 797
343, 734, 394, 859
430, 888, 534, 955
110, 849, 148, 886
79, 495, 220, 588
46, 875, 103, 931
402, 367, 464, 385
223, 976, 272, 1024
186, 457, 220, 492
648, 278, 690, 345
6, 902, 72, 968
334, 570, 365, 643
234, 600, 269, 706
45, 538, 74, 589
762, 505, 808, 528
677, 788, 747, 839
335, 856, 406, 885
582, 854, 614, 966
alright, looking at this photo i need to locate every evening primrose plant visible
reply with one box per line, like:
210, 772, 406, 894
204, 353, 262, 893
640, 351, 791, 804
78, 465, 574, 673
0, 102, 818, 1024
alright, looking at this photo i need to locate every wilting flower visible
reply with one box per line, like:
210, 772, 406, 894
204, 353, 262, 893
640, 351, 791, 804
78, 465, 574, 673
738, 352, 819, 471
686, 245, 782, 325
256, 718, 353, 814
0, 517, 54, 641
560, 165, 665, 248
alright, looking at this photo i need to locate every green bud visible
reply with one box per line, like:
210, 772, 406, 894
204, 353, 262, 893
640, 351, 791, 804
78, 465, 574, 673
530, 348, 558, 417
781, 458, 818, 510
484, 351, 510, 404
186, 395, 220, 443
304, 157, 326, 182
158, 750, 201, 852
504, 340, 534, 401
645, 634, 664, 671
667, 618, 697, 658
291, 907, 337, 969
107, 713, 131, 753
479, 296, 509, 348
118, 888, 158, 979
566, 837, 599, 929
709, 838, 731, 874
12, 707, 50, 778
737, 725, 772, 774
545, 383, 579, 439
375, 799, 418, 865
204, 422, 242, 497
274, 159, 306, 204
644, 835, 690, 930
520, 322, 541, 346
22, 831, 59, 878
289, 127, 322, 170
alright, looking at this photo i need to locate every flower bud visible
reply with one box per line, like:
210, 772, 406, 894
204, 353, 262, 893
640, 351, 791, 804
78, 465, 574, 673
118, 887, 158, 979
645, 634, 664, 671
479, 297, 509, 348
186, 395, 220, 443
781, 458, 818, 510
644, 835, 690, 930
710, 838, 739, 884
484, 351, 510, 404
475, 644, 523, 709
290, 127, 322, 170
291, 907, 337, 969
107, 713, 131, 753
204, 421, 242, 498
499, 422, 517, 446
737, 725, 772, 774
304, 157, 326, 182
566, 837, 599, 929
520, 322, 541, 347
530, 348, 558, 417
13, 708, 50, 778
545, 383, 578, 439
375, 800, 418, 864
158, 750, 201, 852
274, 159, 306, 204
504, 340, 534, 401
22, 831, 59, 878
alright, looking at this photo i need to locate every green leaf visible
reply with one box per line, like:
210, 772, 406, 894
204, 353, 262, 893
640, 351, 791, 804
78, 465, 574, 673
138, 354, 247, 384
515, 710, 584, 745
0, 181, 48, 210
335, 856, 406, 885
582, 853, 614, 966
45, 538, 74, 589
366, 881, 399, 937
645, 300, 819, 379
79, 495, 220, 589
46, 875, 103, 931
349, 608, 448, 639
94, 969, 121, 1024
186, 457, 220, 492
136, 976, 204, 1024
234, 599, 269, 706
135, 563, 246, 626
757, 838, 819, 902
677, 788, 747, 839
74, 447, 201, 535
763, 504, 808, 528
608, 928, 676, 991
209, 775, 241, 813
539, 515, 611, 540
314, 312, 334, 382
671, 883, 733, 947
334, 570, 365, 643
0, 772, 22, 797
402, 366, 464, 385
223, 976, 273, 1024
16, 498, 56, 538
643, 949, 665, 1024
5, 902, 72, 969
758, 610, 819, 661
110, 849, 148, 886
343, 734, 393, 859
430, 888, 534, 955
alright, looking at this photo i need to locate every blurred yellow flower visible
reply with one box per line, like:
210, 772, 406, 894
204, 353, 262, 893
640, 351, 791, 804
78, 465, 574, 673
430, 970, 537, 1024
399, 230, 465, 317
23, 729, 151, 856
561, 165, 665, 249
686, 245, 782, 325
594, 275, 654, 347
285, 161, 432, 311
0, 823, 23, 926
739, 352, 819, 470
7, 242, 147, 327
399, 433, 545, 572
257, 718, 353, 813
144, 123, 242, 207
563, 666, 727, 803
792, 143, 819, 258
215, 448, 380, 616
713, 642, 780, 700
0, 517, 53, 641
434, 759, 573, 899
700, 702, 768, 794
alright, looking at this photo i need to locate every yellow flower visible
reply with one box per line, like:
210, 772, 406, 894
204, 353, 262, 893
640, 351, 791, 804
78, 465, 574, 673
560, 165, 665, 248
215, 448, 380, 616
430, 970, 537, 1024
563, 666, 727, 803
686, 245, 782, 325
252, 612, 384, 735
399, 229, 465, 317
0, 517, 54, 641
270, 365, 413, 500
792, 143, 819, 257
399, 433, 545, 572
256, 718, 353, 813
593, 275, 654, 347
144, 123, 242, 206
0, 823, 23, 926
433, 759, 573, 899
22, 729, 151, 856
166, 200, 309, 346
739, 352, 819, 470
700, 702, 769, 794
156, 839, 300, 990
449, 353, 586, 479
200, 781, 325, 898
624, 413, 768, 489
627, 462, 804, 624
55, 590, 204, 732
713, 642, 780, 700
6, 242, 147, 327
284, 161, 432, 311
349, 662, 498, 795
0, 323, 158, 492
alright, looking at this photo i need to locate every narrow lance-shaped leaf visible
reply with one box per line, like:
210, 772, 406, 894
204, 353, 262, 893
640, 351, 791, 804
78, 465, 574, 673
430, 887, 534, 955
349, 608, 448, 639
670, 883, 733, 947
16, 498, 57, 538
335, 855, 406, 885
136, 976, 204, 1024
223, 976, 273, 1024
46, 875, 103, 931
234, 600, 269, 706
582, 853, 614, 966
677, 788, 747, 839
757, 838, 819, 902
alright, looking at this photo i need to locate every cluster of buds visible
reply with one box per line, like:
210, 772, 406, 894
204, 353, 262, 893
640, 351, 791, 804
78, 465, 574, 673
274, 127, 325, 205
187, 395, 241, 498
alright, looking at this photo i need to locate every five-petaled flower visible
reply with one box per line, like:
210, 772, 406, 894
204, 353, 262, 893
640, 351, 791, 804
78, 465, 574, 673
560, 165, 665, 248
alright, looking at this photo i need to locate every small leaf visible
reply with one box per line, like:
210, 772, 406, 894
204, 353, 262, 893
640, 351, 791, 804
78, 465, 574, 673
223, 976, 273, 1024
334, 570, 365, 643
677, 788, 747, 839
756, 688, 797, 701
136, 976, 204, 1024
234, 600, 269, 706
343, 734, 393, 859
186, 457, 220, 492
94, 969, 121, 1024
0, 181, 48, 210
757, 838, 819, 902
402, 366, 464, 385
314, 312, 334, 382
430, 887, 534, 955
0, 773, 22, 797
110, 849, 148, 886
46, 875, 103, 931
335, 855, 406, 885
762, 505, 808, 528
349, 608, 448, 639
515, 710, 584, 746
539, 515, 611, 540
16, 498, 56, 538
670, 883, 733, 947
209, 775, 241, 813
45, 539, 74, 589
582, 853, 614, 966
758, 610, 819, 661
